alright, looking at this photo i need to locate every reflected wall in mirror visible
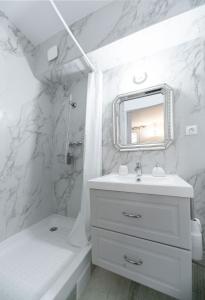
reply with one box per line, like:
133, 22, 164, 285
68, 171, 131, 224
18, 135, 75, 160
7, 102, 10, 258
113, 84, 174, 151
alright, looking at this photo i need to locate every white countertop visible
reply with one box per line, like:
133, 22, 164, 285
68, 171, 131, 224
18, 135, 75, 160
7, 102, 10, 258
88, 173, 194, 198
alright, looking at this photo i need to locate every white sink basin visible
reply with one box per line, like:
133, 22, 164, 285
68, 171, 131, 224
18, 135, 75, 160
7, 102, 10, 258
88, 173, 193, 198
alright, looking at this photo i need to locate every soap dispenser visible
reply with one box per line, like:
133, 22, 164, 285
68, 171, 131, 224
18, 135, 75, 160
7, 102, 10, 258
152, 163, 166, 177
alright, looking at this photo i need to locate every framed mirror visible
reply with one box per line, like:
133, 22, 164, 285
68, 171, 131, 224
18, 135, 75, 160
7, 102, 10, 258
113, 84, 174, 151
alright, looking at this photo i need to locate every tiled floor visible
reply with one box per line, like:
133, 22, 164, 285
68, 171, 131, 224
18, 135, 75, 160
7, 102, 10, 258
80, 263, 205, 300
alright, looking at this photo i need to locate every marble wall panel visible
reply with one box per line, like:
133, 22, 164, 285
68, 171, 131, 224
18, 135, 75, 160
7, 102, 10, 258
33, 0, 205, 78
0, 11, 55, 241
51, 77, 88, 217
102, 38, 205, 233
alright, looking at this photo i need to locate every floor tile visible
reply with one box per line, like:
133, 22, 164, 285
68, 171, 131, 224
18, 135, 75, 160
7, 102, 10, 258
80, 264, 205, 300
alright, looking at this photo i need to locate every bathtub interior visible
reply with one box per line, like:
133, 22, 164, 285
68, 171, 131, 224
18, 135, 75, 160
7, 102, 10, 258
0, 214, 91, 300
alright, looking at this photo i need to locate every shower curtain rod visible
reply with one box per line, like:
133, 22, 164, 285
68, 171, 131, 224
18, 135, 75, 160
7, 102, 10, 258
49, 0, 95, 72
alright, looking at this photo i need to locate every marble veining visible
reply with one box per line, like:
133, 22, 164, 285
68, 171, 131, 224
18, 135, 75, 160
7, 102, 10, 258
51, 77, 87, 217
102, 37, 205, 236
0, 11, 55, 241
0, 7, 89, 240
33, 0, 205, 78
1, 0, 205, 247
29, 0, 205, 233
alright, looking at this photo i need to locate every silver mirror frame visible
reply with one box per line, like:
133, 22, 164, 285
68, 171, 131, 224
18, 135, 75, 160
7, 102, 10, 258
113, 84, 174, 151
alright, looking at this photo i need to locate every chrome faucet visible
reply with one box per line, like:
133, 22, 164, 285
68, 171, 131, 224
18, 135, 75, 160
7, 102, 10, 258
135, 162, 142, 181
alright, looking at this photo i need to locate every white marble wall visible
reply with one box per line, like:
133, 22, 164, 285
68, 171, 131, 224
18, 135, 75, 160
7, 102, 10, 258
51, 76, 87, 217
33, 0, 205, 78
0, 12, 55, 241
0, 5, 87, 240
1, 0, 205, 243
32, 0, 205, 232
102, 37, 205, 233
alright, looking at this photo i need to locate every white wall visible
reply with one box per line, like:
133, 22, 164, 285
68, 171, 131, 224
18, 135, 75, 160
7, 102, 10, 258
30, 0, 205, 228
0, 11, 55, 241
32, 0, 205, 78
1, 0, 205, 241
102, 37, 205, 233
51, 76, 88, 217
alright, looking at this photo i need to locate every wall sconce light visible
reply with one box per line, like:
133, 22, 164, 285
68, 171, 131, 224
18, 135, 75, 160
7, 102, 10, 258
133, 71, 148, 84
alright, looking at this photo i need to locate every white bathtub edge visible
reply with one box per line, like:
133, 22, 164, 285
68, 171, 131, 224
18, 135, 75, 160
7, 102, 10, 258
41, 244, 92, 300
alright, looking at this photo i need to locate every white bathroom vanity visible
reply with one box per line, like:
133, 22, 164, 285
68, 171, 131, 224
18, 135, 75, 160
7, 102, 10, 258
88, 174, 194, 300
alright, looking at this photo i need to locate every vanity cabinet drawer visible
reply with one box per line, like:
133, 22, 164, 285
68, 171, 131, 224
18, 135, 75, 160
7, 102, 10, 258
92, 227, 192, 300
90, 189, 191, 249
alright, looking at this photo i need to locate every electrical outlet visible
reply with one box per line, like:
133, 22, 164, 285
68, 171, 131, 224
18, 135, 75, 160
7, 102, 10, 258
185, 125, 198, 136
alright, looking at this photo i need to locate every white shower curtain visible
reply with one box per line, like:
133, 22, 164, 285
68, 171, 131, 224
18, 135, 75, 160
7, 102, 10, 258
68, 71, 103, 247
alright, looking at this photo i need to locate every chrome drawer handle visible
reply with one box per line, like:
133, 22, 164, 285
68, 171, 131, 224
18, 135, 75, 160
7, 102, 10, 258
123, 255, 143, 265
122, 212, 142, 219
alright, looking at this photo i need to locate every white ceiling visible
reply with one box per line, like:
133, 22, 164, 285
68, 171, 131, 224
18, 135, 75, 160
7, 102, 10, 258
0, 0, 112, 46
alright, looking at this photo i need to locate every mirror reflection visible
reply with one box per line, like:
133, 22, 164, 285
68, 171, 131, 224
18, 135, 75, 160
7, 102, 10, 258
113, 84, 173, 151
120, 94, 164, 145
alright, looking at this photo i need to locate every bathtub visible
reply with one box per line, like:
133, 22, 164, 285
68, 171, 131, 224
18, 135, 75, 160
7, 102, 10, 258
0, 214, 91, 300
